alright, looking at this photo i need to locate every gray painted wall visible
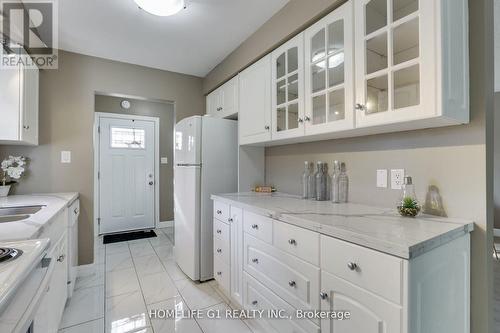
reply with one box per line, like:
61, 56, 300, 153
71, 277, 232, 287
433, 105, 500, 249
94, 95, 175, 222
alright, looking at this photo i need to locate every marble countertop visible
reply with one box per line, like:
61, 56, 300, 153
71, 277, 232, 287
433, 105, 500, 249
211, 192, 474, 259
0, 193, 79, 242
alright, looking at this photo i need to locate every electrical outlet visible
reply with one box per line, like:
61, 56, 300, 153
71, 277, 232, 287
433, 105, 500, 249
376, 169, 388, 188
391, 169, 405, 190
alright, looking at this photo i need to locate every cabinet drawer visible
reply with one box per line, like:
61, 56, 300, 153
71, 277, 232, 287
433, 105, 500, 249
244, 234, 320, 317
243, 272, 320, 333
320, 235, 404, 305
214, 201, 230, 222
213, 218, 230, 244
214, 256, 230, 293
273, 221, 319, 266
243, 210, 273, 244
213, 236, 230, 265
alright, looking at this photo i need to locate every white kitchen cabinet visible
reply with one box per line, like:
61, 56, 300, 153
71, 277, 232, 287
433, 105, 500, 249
354, 0, 468, 129
46, 231, 68, 333
206, 76, 239, 119
67, 199, 80, 298
271, 33, 305, 140
304, 1, 355, 136
238, 55, 272, 145
0, 53, 39, 145
229, 206, 243, 305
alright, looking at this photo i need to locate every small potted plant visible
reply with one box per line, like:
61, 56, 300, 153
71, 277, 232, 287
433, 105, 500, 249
397, 176, 421, 217
1, 156, 27, 197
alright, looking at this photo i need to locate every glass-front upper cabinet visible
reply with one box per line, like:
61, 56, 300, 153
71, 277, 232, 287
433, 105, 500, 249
271, 33, 305, 140
354, 0, 437, 128
304, 1, 354, 136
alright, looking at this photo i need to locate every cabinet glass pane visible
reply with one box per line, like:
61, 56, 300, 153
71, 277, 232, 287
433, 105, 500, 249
288, 73, 299, 102
288, 103, 299, 130
312, 94, 326, 124
366, 75, 388, 114
276, 107, 286, 132
311, 61, 326, 93
394, 64, 420, 109
366, 33, 388, 74
288, 47, 298, 73
393, 0, 418, 22
328, 89, 345, 122
328, 52, 345, 87
311, 28, 326, 62
393, 18, 419, 65
277, 79, 286, 105
366, 0, 387, 35
328, 20, 344, 55
276, 53, 286, 79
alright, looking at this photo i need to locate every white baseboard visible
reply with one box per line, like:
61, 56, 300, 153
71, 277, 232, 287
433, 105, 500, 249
494, 228, 500, 237
77, 264, 95, 277
158, 220, 174, 228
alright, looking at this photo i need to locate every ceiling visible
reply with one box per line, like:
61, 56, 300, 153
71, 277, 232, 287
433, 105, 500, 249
58, 0, 289, 77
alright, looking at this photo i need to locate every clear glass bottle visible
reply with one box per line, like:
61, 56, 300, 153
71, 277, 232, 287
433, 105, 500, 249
397, 176, 421, 217
301, 161, 311, 199
331, 161, 340, 203
338, 162, 349, 203
307, 162, 316, 200
324, 163, 331, 201
315, 162, 328, 201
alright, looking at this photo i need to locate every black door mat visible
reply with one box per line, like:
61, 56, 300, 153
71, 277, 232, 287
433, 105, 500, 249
103, 230, 157, 244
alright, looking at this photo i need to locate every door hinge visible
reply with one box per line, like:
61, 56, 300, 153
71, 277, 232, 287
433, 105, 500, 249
97, 217, 101, 225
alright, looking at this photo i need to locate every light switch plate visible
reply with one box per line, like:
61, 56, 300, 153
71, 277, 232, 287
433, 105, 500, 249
391, 169, 405, 190
61, 151, 71, 164
160, 157, 168, 165
376, 169, 388, 188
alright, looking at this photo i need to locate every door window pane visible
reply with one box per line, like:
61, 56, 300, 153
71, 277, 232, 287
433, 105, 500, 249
287, 73, 299, 102
393, 0, 418, 22
111, 127, 145, 149
311, 28, 326, 62
366, 0, 387, 35
276, 52, 286, 79
288, 47, 298, 73
276, 107, 286, 132
366, 75, 388, 114
328, 89, 345, 122
393, 18, 419, 65
277, 79, 286, 105
312, 61, 326, 93
328, 20, 344, 55
394, 64, 420, 109
366, 33, 388, 74
288, 103, 299, 130
312, 94, 326, 125
328, 52, 345, 87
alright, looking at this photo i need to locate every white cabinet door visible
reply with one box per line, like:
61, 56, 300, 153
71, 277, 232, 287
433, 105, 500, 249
320, 270, 403, 333
47, 233, 69, 333
271, 33, 305, 140
238, 55, 272, 145
354, 0, 436, 128
206, 90, 220, 117
304, 1, 355, 136
0, 63, 21, 141
20, 61, 39, 145
220, 76, 239, 118
230, 206, 243, 305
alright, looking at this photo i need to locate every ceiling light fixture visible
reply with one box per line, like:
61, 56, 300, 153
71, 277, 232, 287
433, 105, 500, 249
134, 0, 185, 17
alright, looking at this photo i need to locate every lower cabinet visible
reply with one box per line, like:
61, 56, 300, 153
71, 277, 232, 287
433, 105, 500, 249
230, 206, 243, 305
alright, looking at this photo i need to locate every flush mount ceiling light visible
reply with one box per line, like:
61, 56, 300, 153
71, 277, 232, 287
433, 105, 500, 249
134, 0, 185, 17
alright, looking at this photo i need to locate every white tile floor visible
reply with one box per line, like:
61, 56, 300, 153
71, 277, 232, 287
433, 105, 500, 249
59, 228, 256, 333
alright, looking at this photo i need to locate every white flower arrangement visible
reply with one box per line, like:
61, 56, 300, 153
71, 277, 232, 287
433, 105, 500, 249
1, 156, 27, 186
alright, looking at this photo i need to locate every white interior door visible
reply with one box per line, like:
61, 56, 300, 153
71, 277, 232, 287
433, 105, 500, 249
99, 116, 156, 234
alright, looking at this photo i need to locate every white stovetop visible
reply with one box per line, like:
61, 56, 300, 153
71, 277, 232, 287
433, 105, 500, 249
0, 193, 79, 242
211, 192, 474, 259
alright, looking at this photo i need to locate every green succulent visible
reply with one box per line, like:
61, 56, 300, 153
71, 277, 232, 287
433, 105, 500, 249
398, 196, 421, 217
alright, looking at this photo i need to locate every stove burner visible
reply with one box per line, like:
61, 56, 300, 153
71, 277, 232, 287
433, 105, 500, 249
0, 248, 22, 263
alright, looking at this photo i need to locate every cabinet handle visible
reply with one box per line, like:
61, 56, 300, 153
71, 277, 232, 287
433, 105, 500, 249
252, 258, 259, 264
288, 280, 296, 287
23, 125, 30, 130
216, 229, 222, 234
251, 224, 259, 230
217, 271, 222, 276
74, 208, 79, 215
355, 103, 366, 111
347, 262, 358, 271
217, 248, 222, 253
288, 239, 296, 246
264, 125, 270, 130
320, 292, 328, 300
228, 218, 233, 223
304, 116, 311, 122
57, 254, 65, 262
298, 118, 303, 123
252, 300, 258, 306
217, 210, 222, 215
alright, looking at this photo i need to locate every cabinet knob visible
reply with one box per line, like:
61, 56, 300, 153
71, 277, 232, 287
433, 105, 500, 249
320, 292, 328, 300
288, 280, 296, 287
347, 262, 358, 271
217, 210, 222, 215
252, 300, 258, 306
355, 103, 366, 111
251, 224, 259, 230
217, 248, 222, 253
264, 125, 270, 130
149, 181, 154, 185
57, 254, 65, 262
228, 218, 233, 223
298, 118, 303, 123
23, 125, 30, 130
217, 271, 222, 276
74, 208, 79, 215
252, 258, 259, 264
216, 229, 222, 234
304, 116, 311, 122
288, 239, 296, 246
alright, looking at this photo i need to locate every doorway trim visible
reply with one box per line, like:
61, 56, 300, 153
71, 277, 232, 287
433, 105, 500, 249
93, 112, 160, 237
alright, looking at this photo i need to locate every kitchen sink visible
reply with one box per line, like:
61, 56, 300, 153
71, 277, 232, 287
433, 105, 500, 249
0, 215, 30, 223
0, 205, 44, 217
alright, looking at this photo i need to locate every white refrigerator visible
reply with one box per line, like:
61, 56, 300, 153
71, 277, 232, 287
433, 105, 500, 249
174, 116, 238, 281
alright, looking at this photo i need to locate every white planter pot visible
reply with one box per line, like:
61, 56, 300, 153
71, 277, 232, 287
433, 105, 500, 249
0, 185, 11, 197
